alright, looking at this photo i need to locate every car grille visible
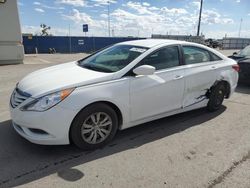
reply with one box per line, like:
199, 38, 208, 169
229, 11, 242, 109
10, 88, 31, 108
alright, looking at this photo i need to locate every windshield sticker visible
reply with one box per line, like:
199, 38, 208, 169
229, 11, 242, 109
129, 47, 147, 53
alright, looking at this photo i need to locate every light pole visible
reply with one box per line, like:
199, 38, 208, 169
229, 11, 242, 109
238, 18, 243, 37
197, 0, 203, 36
107, 0, 111, 37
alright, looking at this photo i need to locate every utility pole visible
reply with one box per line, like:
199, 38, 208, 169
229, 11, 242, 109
197, 0, 203, 36
107, 0, 111, 37
238, 18, 243, 37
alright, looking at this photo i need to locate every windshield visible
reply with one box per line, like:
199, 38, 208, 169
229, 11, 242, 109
238, 46, 250, 57
78, 45, 148, 73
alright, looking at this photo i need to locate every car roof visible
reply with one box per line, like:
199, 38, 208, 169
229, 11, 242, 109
118, 39, 187, 48
117, 39, 227, 60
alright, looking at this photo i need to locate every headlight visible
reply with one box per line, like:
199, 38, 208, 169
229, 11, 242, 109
21, 88, 75, 112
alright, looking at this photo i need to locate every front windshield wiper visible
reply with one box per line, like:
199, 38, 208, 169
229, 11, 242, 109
80, 63, 113, 73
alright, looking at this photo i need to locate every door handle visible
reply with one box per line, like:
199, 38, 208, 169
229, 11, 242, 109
211, 66, 216, 69
174, 75, 183, 80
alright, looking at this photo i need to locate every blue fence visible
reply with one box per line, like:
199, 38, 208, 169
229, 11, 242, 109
23, 36, 145, 54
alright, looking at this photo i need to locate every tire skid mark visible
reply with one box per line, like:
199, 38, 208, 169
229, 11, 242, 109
0, 153, 85, 187
207, 150, 250, 188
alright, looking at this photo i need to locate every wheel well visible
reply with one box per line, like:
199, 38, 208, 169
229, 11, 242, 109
220, 80, 231, 98
69, 101, 123, 144
98, 101, 123, 128
209, 80, 230, 99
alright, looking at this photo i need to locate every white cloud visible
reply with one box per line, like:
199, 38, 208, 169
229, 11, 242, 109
63, 9, 94, 24
34, 1, 65, 10
56, 0, 85, 7
236, 0, 240, 3
22, 25, 40, 35
43, 5, 65, 10
25, 0, 234, 38
100, 13, 108, 18
58, 0, 235, 38
91, 0, 117, 6
201, 10, 234, 25
148, 6, 159, 11
142, 2, 150, 7
33, 2, 41, 5
125, 1, 155, 15
161, 7, 188, 15
35, 8, 45, 13
62, 9, 109, 36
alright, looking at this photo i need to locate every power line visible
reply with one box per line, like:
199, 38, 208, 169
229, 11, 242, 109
107, 0, 111, 37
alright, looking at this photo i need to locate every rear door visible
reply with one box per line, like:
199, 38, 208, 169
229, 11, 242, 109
129, 45, 185, 122
181, 45, 222, 107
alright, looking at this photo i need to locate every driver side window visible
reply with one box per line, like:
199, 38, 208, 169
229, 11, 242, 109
139, 46, 180, 70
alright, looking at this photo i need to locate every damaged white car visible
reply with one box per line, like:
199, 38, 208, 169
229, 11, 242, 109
10, 39, 239, 150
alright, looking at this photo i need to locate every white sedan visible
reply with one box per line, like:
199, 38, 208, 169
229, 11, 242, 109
10, 39, 239, 150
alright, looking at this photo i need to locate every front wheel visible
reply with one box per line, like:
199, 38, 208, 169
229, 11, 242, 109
70, 103, 118, 150
207, 83, 226, 112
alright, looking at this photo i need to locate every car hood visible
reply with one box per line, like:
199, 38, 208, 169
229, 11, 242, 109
17, 62, 114, 97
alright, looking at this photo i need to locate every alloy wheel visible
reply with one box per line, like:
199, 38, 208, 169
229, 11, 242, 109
81, 112, 112, 144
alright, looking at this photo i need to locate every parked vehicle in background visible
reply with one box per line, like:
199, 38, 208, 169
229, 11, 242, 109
0, 0, 24, 65
205, 38, 220, 48
228, 45, 250, 84
10, 39, 239, 150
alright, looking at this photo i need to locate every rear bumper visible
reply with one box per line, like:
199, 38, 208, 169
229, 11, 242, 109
239, 74, 250, 84
239, 63, 250, 84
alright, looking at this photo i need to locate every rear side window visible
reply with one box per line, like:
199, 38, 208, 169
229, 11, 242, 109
183, 46, 211, 65
139, 46, 180, 70
210, 52, 222, 61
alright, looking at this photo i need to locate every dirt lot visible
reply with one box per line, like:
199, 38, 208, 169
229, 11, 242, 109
0, 51, 250, 188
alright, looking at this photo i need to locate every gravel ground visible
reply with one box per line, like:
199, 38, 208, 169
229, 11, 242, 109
0, 50, 250, 188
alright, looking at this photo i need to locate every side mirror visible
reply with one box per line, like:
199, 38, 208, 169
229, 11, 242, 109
133, 65, 155, 76
233, 52, 238, 56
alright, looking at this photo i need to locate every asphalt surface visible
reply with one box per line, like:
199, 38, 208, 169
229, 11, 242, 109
0, 52, 250, 188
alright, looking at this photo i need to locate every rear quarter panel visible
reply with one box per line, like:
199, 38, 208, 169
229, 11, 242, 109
217, 58, 238, 97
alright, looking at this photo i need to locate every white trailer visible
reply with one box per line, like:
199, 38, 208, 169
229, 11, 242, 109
0, 0, 24, 64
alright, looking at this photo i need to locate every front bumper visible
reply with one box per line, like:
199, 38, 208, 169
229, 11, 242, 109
10, 103, 78, 145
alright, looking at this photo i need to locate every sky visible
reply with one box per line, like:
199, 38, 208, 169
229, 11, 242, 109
17, 0, 250, 39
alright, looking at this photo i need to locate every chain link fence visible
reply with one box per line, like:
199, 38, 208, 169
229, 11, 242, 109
222, 37, 250, 49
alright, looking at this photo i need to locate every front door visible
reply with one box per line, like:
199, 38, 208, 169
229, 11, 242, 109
129, 46, 185, 122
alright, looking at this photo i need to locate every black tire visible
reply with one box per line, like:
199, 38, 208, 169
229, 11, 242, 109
207, 83, 226, 112
70, 103, 118, 150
